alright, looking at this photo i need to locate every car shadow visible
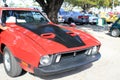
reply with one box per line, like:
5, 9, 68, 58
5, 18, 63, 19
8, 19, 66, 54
105, 32, 111, 36
34, 63, 93, 80
20, 70, 27, 76
77, 24, 109, 32
105, 32, 120, 38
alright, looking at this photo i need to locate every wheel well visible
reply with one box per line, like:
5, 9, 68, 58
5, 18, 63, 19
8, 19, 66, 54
1, 44, 6, 52
110, 28, 119, 32
112, 28, 120, 31
68, 17, 73, 21
68, 17, 74, 24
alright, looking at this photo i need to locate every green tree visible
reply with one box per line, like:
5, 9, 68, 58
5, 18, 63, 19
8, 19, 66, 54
65, 0, 97, 10
35, 0, 64, 23
65, 0, 120, 10
96, 0, 109, 7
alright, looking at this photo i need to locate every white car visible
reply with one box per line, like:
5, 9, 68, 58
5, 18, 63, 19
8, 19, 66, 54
59, 11, 89, 24
88, 14, 98, 24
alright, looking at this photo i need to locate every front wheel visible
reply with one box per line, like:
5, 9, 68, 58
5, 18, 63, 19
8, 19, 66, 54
3, 47, 22, 77
110, 29, 120, 37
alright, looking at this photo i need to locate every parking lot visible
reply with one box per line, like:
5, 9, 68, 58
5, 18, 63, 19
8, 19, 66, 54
0, 24, 120, 80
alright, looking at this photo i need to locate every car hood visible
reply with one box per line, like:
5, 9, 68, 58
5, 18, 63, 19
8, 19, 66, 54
14, 23, 100, 55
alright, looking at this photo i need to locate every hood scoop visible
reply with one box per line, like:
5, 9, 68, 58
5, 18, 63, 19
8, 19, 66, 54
40, 33, 56, 39
67, 32, 77, 37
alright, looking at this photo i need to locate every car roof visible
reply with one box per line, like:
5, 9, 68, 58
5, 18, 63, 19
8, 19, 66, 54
0, 7, 39, 11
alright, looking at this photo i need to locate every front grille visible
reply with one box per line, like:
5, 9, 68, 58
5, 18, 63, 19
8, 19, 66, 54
61, 50, 87, 59
51, 49, 90, 65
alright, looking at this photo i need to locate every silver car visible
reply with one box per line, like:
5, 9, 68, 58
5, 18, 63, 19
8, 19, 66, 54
59, 11, 89, 24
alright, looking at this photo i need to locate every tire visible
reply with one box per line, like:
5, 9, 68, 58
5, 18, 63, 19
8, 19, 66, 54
0, 53, 3, 63
0, 53, 2, 58
3, 47, 22, 77
110, 29, 120, 37
68, 18, 74, 24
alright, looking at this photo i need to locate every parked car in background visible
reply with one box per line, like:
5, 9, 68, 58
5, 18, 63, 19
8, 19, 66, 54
109, 17, 120, 37
87, 14, 98, 24
59, 10, 89, 24
58, 13, 65, 23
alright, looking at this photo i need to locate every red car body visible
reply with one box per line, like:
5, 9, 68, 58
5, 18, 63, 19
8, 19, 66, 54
0, 7, 101, 77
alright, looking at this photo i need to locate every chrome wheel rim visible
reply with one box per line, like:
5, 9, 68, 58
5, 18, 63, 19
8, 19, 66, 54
4, 52, 11, 71
112, 30, 118, 36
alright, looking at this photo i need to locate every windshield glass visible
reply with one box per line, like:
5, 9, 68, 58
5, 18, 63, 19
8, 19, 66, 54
1, 10, 49, 24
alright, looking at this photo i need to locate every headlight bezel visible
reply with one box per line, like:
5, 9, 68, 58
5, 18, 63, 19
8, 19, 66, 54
40, 55, 53, 67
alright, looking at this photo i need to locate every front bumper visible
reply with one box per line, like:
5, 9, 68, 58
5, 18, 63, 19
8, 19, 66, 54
34, 53, 101, 76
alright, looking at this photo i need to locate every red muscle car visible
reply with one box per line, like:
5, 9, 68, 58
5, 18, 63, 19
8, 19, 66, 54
0, 7, 101, 77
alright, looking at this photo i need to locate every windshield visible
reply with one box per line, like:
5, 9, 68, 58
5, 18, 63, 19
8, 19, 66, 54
1, 10, 49, 24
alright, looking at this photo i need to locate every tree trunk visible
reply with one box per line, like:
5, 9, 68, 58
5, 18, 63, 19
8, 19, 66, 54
36, 0, 64, 23
82, 4, 91, 12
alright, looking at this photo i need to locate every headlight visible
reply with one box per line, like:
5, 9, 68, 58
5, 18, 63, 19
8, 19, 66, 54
40, 55, 53, 66
55, 54, 61, 63
85, 48, 92, 55
85, 46, 99, 55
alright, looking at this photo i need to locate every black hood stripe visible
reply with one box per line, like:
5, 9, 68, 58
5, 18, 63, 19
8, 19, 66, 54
17, 23, 85, 48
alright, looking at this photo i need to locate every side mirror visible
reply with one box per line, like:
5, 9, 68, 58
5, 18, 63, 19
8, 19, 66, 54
6, 16, 16, 23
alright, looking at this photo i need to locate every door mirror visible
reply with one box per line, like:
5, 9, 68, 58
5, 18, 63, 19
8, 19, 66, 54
6, 16, 16, 23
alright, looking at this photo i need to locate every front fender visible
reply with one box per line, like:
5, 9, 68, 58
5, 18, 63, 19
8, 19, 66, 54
0, 29, 45, 68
